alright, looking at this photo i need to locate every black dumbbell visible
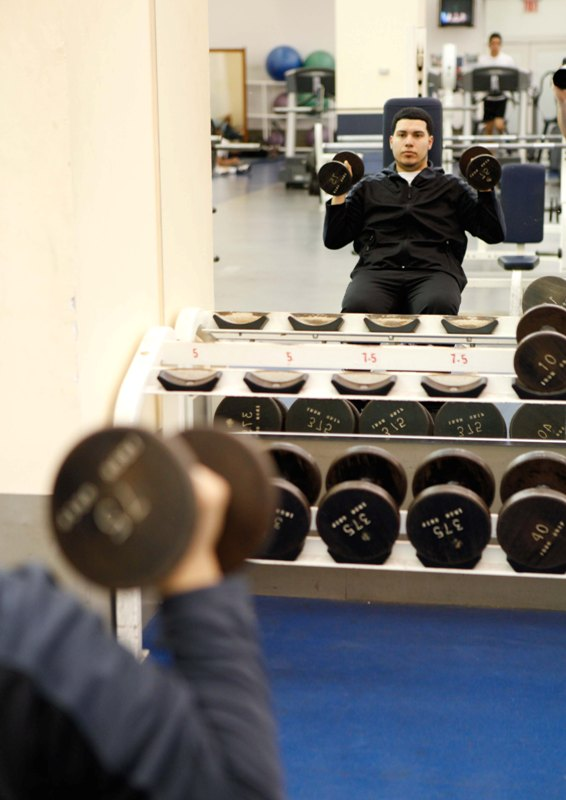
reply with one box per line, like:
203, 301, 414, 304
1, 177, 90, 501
406, 449, 495, 569
509, 404, 566, 441
522, 276, 566, 312
358, 400, 434, 436
513, 304, 566, 397
433, 401, 507, 439
316, 446, 407, 564
459, 145, 501, 190
255, 443, 322, 561
285, 398, 360, 434
214, 396, 287, 432
497, 451, 566, 574
51, 426, 277, 588
317, 151, 365, 196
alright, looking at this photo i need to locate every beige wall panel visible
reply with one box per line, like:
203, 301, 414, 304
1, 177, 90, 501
335, 0, 426, 108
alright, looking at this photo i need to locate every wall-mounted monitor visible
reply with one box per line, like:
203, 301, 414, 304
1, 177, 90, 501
439, 0, 474, 27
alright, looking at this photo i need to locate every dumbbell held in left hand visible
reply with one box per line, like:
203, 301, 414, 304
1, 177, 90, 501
51, 426, 278, 588
459, 145, 501, 190
318, 151, 365, 196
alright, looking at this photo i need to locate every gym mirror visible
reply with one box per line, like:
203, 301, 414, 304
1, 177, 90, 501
209, 48, 248, 139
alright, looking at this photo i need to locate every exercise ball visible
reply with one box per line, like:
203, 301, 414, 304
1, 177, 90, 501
297, 93, 331, 111
272, 92, 288, 109
305, 126, 330, 147
267, 129, 285, 147
303, 50, 335, 70
266, 46, 303, 81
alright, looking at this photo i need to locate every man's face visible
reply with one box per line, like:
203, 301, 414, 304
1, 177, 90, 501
489, 36, 502, 56
389, 119, 433, 172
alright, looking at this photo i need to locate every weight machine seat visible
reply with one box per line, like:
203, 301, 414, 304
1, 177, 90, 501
498, 254, 540, 271
499, 163, 545, 245
497, 162, 545, 313
382, 97, 443, 167
497, 162, 545, 272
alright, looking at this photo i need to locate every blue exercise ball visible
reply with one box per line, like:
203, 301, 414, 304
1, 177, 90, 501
266, 46, 303, 81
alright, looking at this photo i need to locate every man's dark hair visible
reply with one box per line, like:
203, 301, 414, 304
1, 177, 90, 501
489, 32, 502, 43
391, 107, 434, 136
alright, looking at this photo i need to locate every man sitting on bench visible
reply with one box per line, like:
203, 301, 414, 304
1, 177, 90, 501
323, 106, 506, 315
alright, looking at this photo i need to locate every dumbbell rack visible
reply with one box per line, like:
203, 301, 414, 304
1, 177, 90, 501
114, 308, 566, 653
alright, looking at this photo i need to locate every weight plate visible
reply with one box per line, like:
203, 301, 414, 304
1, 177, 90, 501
433, 402, 507, 439
267, 442, 322, 505
288, 313, 344, 331
51, 428, 197, 589
406, 484, 491, 568
364, 315, 420, 333
412, 448, 495, 507
459, 145, 492, 177
497, 488, 566, 570
509, 404, 566, 441
441, 316, 499, 335
318, 160, 352, 196
316, 482, 399, 563
325, 445, 407, 506
212, 311, 269, 330
214, 396, 286, 431
553, 67, 566, 90
333, 151, 365, 184
466, 153, 501, 190
255, 479, 310, 560
331, 372, 397, 396
285, 398, 359, 434
157, 368, 222, 392
499, 450, 566, 503
359, 400, 434, 436
516, 304, 566, 342
244, 370, 308, 394
522, 276, 566, 312
421, 374, 487, 398
180, 428, 277, 573
514, 331, 566, 393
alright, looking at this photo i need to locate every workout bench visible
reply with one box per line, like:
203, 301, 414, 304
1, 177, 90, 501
497, 162, 546, 315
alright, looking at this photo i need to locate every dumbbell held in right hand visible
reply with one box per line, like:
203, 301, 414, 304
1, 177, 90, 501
318, 151, 365, 196
51, 426, 277, 588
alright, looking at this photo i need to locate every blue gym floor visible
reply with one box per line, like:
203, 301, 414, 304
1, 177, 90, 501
254, 596, 566, 800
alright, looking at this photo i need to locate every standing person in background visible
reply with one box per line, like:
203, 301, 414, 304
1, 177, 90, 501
478, 33, 516, 135
553, 80, 566, 137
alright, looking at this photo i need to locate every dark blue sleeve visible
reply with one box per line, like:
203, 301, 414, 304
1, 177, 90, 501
0, 565, 286, 800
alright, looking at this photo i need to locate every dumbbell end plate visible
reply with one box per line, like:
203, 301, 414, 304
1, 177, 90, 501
51, 428, 197, 588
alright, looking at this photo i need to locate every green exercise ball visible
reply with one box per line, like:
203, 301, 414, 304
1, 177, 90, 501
303, 50, 335, 70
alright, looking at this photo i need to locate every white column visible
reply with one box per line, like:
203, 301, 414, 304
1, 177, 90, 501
0, 0, 213, 603
334, 0, 427, 110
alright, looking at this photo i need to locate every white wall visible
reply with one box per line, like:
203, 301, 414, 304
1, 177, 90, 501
335, 0, 426, 108
0, 1, 213, 497
208, 0, 335, 79
210, 0, 565, 108
0, 1, 214, 603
